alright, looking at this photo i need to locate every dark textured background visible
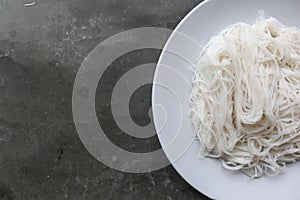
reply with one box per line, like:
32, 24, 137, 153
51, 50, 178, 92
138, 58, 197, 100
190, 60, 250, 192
0, 0, 212, 199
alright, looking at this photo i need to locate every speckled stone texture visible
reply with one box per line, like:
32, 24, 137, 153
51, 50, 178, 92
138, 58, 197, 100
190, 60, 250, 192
0, 0, 211, 199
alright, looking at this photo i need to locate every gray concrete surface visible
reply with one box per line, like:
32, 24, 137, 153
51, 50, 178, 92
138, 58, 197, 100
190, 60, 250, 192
0, 0, 211, 199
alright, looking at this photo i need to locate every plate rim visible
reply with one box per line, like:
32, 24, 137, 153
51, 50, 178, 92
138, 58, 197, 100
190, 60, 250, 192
152, 0, 216, 199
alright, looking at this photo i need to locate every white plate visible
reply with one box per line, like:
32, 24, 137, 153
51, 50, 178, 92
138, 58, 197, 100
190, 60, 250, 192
152, 0, 300, 200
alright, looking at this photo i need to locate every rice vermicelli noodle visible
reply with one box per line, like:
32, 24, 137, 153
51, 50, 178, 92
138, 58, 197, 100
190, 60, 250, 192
190, 12, 300, 178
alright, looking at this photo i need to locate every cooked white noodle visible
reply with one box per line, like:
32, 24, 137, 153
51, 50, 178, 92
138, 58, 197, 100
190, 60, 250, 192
190, 12, 300, 178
